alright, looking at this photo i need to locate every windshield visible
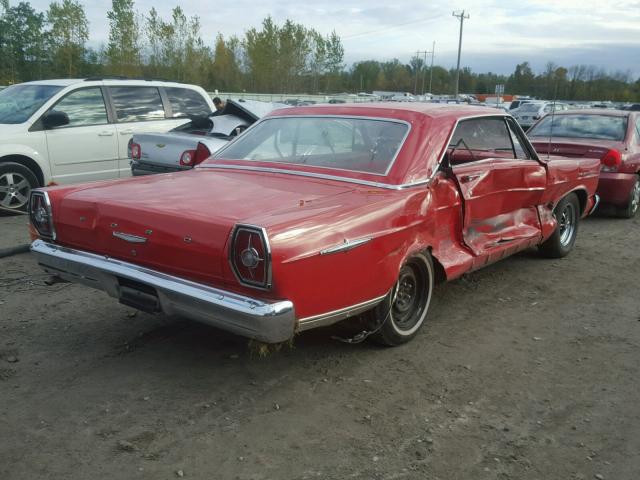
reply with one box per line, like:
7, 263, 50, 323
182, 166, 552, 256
213, 116, 409, 175
0, 84, 64, 124
528, 114, 628, 141
519, 103, 543, 112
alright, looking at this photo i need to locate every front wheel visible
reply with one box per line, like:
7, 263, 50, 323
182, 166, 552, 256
539, 193, 580, 258
368, 253, 434, 346
617, 176, 640, 219
0, 162, 39, 213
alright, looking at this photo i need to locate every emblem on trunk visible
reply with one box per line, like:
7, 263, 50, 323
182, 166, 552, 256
113, 232, 148, 243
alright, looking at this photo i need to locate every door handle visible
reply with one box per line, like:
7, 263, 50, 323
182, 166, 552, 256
98, 131, 114, 136
119, 129, 134, 135
460, 174, 481, 183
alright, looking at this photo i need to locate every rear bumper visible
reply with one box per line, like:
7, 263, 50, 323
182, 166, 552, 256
597, 172, 637, 206
130, 160, 189, 176
30, 240, 296, 343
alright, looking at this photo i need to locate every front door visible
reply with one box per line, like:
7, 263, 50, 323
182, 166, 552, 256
448, 116, 547, 256
45, 87, 119, 184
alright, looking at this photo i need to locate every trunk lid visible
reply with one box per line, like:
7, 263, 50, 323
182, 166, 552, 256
135, 132, 228, 168
531, 138, 623, 159
52, 169, 358, 285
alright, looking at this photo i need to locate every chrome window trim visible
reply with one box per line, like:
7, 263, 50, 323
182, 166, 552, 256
228, 224, 273, 290
210, 114, 412, 177
29, 190, 56, 241
433, 112, 544, 177
201, 163, 432, 190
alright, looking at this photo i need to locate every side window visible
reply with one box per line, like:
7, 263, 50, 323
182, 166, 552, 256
165, 87, 211, 117
506, 118, 531, 159
635, 117, 640, 144
448, 117, 515, 164
109, 87, 166, 122
52, 88, 108, 127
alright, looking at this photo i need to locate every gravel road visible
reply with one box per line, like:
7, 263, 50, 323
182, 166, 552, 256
1, 212, 638, 480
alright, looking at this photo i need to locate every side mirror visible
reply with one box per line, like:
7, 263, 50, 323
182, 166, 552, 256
42, 110, 69, 129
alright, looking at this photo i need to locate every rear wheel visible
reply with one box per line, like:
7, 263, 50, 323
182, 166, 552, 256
617, 176, 640, 219
539, 193, 580, 258
0, 163, 38, 213
369, 253, 434, 346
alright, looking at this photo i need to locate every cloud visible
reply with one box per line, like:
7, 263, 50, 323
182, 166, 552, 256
27, 0, 640, 77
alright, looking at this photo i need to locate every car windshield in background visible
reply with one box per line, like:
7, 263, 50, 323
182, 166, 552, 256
0, 84, 64, 124
528, 114, 628, 141
214, 116, 409, 175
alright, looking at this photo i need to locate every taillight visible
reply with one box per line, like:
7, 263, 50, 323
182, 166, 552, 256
130, 142, 141, 160
180, 150, 196, 166
601, 149, 622, 172
180, 143, 211, 167
29, 191, 55, 240
193, 142, 211, 165
229, 225, 271, 289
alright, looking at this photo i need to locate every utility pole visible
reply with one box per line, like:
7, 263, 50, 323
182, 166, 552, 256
413, 47, 434, 96
452, 10, 469, 103
428, 41, 435, 95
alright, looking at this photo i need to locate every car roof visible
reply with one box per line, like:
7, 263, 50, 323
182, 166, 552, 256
271, 102, 505, 120
16, 78, 205, 89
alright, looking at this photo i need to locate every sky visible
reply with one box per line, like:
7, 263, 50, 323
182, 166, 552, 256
28, 0, 640, 78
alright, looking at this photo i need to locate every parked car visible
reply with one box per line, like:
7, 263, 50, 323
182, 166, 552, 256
513, 102, 569, 129
508, 99, 535, 111
528, 109, 640, 218
130, 99, 287, 176
0, 78, 213, 212
29, 104, 600, 346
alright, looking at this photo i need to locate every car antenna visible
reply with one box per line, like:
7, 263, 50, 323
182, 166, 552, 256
546, 80, 558, 160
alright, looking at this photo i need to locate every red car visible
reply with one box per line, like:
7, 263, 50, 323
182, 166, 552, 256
528, 109, 640, 218
29, 104, 600, 346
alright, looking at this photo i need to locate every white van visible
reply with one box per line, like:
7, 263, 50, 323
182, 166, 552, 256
0, 78, 214, 211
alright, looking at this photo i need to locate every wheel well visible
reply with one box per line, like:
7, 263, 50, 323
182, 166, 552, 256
572, 189, 588, 214
0, 155, 44, 187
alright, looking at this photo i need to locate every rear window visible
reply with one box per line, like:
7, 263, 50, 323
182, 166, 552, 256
110, 87, 166, 122
528, 114, 628, 141
214, 116, 409, 175
519, 103, 542, 112
165, 87, 211, 117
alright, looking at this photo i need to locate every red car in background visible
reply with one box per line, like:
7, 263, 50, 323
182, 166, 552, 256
528, 109, 640, 218
29, 104, 600, 346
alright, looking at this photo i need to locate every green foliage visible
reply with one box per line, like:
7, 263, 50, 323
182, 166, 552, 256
106, 0, 141, 76
0, 0, 637, 102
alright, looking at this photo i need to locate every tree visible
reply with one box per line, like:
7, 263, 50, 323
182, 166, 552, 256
106, 0, 141, 76
47, 0, 89, 77
0, 2, 47, 83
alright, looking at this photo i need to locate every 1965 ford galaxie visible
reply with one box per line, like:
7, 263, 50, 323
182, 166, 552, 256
29, 104, 601, 346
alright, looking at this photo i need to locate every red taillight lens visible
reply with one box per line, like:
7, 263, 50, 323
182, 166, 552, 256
130, 142, 141, 160
601, 149, 622, 169
180, 150, 196, 166
230, 225, 271, 289
193, 142, 211, 166
29, 191, 55, 240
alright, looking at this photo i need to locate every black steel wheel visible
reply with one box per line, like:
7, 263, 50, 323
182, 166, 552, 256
369, 252, 434, 346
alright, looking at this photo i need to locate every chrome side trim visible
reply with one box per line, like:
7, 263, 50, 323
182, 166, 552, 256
297, 294, 386, 331
201, 164, 432, 190
320, 237, 373, 255
112, 232, 148, 243
589, 194, 600, 216
30, 240, 295, 343
211, 114, 412, 177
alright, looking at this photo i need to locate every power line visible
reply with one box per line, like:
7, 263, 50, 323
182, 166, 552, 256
342, 13, 444, 40
452, 10, 469, 102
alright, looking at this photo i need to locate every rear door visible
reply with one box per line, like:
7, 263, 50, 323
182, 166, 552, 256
448, 116, 547, 256
106, 86, 191, 178
44, 86, 119, 184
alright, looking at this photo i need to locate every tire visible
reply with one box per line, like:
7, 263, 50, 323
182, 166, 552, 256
0, 162, 39, 213
617, 176, 640, 219
539, 193, 580, 258
368, 253, 434, 346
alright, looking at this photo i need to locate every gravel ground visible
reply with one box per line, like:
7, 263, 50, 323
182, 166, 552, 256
0, 212, 639, 480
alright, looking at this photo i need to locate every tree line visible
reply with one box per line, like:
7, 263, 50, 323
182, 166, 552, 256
1, 0, 639, 101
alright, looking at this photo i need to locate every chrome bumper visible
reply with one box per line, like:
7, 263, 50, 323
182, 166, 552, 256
30, 240, 296, 343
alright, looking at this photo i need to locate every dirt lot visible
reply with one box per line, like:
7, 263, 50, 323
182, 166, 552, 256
1, 211, 639, 480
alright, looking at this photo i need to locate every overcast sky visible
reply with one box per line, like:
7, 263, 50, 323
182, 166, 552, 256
29, 0, 640, 77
